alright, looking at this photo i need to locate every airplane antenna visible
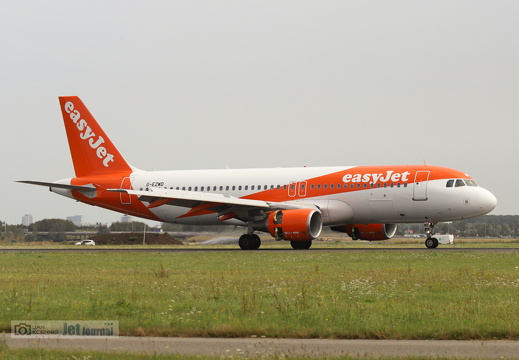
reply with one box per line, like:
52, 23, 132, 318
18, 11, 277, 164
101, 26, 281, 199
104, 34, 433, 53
423, 159, 428, 166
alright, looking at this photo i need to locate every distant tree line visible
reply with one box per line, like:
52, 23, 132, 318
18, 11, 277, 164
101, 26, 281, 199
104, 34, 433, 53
161, 222, 235, 233
2, 215, 518, 242
109, 221, 147, 232
396, 215, 519, 238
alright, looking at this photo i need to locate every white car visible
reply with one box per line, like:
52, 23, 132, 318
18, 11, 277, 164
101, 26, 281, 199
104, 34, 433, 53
75, 240, 95, 246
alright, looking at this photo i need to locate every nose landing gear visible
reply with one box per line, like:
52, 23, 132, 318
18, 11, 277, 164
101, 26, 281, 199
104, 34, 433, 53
424, 221, 439, 249
425, 237, 439, 249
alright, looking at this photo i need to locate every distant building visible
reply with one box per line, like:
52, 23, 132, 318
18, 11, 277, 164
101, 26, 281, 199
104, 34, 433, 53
121, 215, 132, 223
67, 215, 84, 227
22, 214, 33, 226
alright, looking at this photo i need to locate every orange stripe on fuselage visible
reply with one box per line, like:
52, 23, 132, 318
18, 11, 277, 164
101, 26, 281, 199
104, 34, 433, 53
70, 175, 161, 221
176, 203, 223, 218
241, 165, 470, 202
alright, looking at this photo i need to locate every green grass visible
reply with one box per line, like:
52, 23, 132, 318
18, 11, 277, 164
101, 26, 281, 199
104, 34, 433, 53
0, 250, 517, 340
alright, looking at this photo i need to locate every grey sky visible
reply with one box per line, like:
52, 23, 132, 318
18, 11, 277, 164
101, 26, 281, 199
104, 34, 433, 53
1, 1, 517, 225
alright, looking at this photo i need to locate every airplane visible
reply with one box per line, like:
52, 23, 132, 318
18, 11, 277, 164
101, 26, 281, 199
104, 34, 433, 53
19, 96, 497, 250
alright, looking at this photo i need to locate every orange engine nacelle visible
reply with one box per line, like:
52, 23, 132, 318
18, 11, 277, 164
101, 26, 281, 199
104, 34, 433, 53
266, 209, 323, 241
331, 223, 397, 241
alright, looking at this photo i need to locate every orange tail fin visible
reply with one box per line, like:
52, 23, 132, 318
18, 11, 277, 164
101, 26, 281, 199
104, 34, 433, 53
59, 96, 133, 177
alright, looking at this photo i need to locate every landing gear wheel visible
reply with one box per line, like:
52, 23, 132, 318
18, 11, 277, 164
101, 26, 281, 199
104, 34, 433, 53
425, 237, 439, 249
251, 234, 261, 250
239, 234, 261, 250
290, 240, 312, 250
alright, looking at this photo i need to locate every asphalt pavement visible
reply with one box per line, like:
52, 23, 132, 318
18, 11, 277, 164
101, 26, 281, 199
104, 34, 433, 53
4, 335, 519, 358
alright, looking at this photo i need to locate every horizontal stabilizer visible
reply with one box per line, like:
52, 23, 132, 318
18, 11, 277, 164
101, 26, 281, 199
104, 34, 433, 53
17, 180, 93, 191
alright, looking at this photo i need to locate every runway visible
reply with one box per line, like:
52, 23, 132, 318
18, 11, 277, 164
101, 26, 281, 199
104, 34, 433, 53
1, 247, 518, 253
4, 335, 519, 358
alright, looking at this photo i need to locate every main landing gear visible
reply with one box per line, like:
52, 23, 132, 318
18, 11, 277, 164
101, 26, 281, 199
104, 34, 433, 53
238, 233, 261, 250
424, 221, 439, 249
290, 240, 312, 250
238, 234, 313, 250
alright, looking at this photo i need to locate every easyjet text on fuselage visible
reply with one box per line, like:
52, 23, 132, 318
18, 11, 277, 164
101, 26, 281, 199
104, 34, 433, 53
342, 170, 411, 184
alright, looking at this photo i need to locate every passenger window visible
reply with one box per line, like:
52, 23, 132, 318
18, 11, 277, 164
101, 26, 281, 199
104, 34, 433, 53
245, 185, 248, 190
446, 180, 454, 187
455, 179, 465, 187
317, 184, 321, 189
324, 184, 328, 189
311, 184, 315, 189
232, 186, 235, 190
238, 186, 242, 191
226, 186, 229, 191
219, 186, 223, 191
194, 187, 198, 191
264, 185, 267, 190
252, 185, 255, 190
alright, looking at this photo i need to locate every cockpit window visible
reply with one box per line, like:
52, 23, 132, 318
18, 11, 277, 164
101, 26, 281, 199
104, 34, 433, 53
455, 179, 465, 187
448, 179, 479, 188
464, 179, 478, 187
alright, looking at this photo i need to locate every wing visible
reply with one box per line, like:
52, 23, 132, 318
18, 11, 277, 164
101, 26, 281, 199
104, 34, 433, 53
110, 187, 314, 221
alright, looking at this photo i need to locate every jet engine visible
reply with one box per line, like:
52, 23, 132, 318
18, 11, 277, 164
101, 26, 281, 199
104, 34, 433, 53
260, 208, 323, 241
331, 223, 397, 241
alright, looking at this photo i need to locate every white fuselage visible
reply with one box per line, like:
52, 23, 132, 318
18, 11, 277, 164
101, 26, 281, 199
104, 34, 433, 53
112, 165, 496, 227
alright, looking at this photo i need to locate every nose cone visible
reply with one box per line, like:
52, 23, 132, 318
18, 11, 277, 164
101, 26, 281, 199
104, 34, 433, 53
479, 188, 497, 214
